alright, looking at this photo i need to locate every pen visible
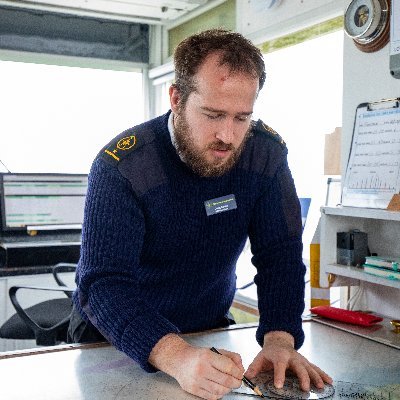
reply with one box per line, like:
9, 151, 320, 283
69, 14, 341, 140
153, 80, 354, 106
210, 347, 265, 398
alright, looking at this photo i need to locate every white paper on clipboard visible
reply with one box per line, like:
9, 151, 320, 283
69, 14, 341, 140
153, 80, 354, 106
342, 99, 400, 208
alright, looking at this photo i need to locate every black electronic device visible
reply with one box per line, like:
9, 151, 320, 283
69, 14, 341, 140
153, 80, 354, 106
337, 230, 368, 266
0, 173, 87, 268
0, 172, 87, 232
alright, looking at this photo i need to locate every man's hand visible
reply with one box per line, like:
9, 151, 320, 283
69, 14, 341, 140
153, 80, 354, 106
245, 331, 332, 392
149, 334, 244, 400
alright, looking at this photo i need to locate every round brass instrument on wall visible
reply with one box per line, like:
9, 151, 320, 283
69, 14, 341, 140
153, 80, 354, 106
344, 0, 390, 53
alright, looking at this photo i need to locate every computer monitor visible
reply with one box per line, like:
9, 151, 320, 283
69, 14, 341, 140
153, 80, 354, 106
0, 173, 88, 233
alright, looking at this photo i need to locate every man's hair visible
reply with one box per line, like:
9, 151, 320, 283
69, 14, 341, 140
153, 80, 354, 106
173, 28, 266, 106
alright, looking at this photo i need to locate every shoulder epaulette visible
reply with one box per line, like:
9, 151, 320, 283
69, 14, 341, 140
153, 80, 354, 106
99, 129, 146, 166
253, 119, 286, 148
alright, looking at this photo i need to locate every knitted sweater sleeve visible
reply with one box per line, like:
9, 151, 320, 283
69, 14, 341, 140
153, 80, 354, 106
76, 158, 180, 372
249, 158, 306, 350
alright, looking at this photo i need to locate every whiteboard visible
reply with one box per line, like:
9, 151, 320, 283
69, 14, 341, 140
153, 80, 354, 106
342, 99, 400, 208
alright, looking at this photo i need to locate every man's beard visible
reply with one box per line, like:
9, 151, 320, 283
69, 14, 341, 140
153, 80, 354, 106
173, 111, 251, 178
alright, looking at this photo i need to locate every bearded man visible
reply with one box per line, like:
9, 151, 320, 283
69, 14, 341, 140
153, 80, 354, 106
69, 29, 331, 400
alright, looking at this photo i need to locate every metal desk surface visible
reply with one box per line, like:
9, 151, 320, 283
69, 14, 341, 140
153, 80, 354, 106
0, 322, 399, 400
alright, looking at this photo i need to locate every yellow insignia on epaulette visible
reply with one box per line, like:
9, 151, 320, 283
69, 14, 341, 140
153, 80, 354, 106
257, 120, 286, 147
104, 135, 136, 162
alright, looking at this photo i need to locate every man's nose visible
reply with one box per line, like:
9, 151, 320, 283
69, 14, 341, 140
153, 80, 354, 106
215, 119, 234, 143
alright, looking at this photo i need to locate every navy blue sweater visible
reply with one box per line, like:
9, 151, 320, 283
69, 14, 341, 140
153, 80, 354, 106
73, 111, 306, 372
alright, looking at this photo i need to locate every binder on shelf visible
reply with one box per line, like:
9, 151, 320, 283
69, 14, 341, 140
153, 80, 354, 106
364, 255, 400, 271
342, 98, 400, 209
363, 265, 400, 280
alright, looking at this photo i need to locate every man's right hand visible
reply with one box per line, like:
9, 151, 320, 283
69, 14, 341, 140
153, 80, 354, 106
148, 333, 244, 399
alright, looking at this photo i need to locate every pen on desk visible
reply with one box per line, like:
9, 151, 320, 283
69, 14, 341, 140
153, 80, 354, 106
209, 347, 265, 398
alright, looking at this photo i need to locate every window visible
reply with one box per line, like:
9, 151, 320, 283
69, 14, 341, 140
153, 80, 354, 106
235, 29, 344, 313
0, 61, 144, 174
254, 29, 344, 254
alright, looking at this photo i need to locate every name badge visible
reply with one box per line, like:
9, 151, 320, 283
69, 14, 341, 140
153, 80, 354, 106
204, 194, 237, 216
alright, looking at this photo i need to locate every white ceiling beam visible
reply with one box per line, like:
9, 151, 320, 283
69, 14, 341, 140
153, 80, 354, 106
0, 0, 210, 23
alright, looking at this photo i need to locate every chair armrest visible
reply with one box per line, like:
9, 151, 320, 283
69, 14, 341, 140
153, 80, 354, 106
52, 263, 77, 297
8, 285, 74, 334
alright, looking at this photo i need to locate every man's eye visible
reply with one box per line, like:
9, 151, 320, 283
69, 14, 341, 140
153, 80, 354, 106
205, 114, 222, 120
236, 115, 251, 122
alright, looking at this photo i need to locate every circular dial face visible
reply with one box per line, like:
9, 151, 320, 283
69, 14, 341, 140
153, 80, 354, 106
344, 0, 378, 39
344, 0, 388, 43
266, 379, 335, 399
250, 372, 336, 399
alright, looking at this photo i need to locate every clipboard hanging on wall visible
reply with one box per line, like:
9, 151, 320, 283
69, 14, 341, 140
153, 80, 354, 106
342, 98, 400, 208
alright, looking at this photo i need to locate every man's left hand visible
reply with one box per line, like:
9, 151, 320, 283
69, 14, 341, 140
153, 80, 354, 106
244, 331, 332, 392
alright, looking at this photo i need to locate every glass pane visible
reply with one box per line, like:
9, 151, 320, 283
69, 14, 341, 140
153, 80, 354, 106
255, 30, 343, 199
235, 31, 344, 311
254, 30, 344, 251
0, 61, 144, 174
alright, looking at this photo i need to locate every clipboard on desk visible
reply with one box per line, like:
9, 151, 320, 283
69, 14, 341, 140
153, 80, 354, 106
342, 98, 400, 208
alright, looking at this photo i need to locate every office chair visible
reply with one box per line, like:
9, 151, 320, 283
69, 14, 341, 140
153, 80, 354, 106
0, 263, 76, 346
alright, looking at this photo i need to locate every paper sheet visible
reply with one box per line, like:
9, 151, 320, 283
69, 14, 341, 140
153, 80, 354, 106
342, 101, 400, 208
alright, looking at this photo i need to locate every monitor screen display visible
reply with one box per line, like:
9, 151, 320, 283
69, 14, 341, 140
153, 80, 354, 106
0, 173, 88, 232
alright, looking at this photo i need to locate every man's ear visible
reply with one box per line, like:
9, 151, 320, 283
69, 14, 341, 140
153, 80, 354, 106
169, 85, 181, 113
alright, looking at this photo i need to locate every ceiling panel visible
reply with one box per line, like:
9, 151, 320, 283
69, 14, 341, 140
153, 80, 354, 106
0, 0, 212, 24
0, 5, 150, 62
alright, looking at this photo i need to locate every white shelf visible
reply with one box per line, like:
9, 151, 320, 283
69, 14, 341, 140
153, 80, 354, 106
321, 206, 400, 221
326, 264, 400, 290
320, 206, 400, 316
